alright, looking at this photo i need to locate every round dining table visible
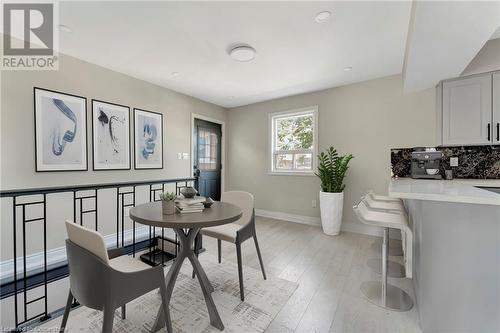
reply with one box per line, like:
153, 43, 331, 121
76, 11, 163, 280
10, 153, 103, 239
129, 201, 242, 333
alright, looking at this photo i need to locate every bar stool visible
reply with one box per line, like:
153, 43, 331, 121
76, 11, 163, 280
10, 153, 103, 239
364, 191, 405, 257
353, 198, 413, 311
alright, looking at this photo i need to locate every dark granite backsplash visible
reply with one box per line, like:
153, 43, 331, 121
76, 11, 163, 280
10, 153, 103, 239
391, 145, 500, 179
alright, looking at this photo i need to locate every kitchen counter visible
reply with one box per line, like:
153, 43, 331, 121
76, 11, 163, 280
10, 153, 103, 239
389, 177, 500, 205
388, 178, 500, 332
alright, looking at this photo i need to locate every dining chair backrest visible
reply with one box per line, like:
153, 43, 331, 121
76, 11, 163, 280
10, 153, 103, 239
65, 220, 109, 263
221, 191, 254, 226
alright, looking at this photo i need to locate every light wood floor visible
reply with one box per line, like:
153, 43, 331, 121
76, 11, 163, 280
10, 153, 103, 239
201, 217, 422, 333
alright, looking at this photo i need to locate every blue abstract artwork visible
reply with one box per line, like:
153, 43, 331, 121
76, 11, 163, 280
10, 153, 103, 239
134, 109, 163, 169
34, 88, 87, 171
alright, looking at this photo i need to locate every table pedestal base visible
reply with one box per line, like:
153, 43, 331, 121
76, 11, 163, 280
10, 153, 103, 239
152, 228, 223, 333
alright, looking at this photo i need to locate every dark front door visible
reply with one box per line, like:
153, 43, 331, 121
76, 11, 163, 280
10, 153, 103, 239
193, 119, 222, 200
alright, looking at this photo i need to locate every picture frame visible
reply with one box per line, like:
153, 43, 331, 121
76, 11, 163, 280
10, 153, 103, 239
134, 108, 163, 169
92, 99, 131, 170
34, 87, 88, 172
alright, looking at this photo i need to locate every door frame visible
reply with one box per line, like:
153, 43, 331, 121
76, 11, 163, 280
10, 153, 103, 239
190, 113, 226, 194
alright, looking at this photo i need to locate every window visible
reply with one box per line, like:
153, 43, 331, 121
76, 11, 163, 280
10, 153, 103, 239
269, 106, 318, 175
198, 127, 218, 170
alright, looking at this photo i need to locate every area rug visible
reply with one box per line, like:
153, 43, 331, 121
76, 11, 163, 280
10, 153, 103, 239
41, 255, 298, 332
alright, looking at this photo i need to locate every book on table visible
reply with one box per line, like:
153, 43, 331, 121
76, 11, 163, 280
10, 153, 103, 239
176, 206, 204, 213
175, 196, 205, 213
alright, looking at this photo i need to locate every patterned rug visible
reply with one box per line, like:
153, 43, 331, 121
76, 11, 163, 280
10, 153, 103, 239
41, 255, 298, 332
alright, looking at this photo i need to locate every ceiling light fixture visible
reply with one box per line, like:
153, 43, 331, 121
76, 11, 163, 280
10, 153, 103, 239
344, 66, 352, 71
315, 11, 331, 23
170, 71, 179, 77
228, 45, 256, 62
58, 24, 72, 33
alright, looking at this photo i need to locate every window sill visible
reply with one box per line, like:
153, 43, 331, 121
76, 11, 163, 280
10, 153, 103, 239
268, 171, 316, 177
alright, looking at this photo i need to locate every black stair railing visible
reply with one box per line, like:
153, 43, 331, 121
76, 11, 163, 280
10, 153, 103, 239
0, 177, 195, 330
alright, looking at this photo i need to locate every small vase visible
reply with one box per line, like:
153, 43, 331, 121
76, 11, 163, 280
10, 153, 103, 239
162, 200, 175, 215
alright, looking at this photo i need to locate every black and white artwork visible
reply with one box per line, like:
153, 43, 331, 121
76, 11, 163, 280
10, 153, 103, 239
92, 100, 130, 170
134, 108, 163, 169
34, 88, 88, 172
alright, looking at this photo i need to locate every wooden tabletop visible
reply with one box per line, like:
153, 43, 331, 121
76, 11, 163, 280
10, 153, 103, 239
129, 201, 242, 229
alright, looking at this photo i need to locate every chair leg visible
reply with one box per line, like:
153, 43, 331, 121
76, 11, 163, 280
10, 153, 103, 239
236, 242, 244, 301
101, 302, 115, 333
59, 291, 73, 333
217, 239, 222, 263
253, 235, 267, 280
192, 252, 198, 279
121, 304, 126, 320
159, 283, 173, 333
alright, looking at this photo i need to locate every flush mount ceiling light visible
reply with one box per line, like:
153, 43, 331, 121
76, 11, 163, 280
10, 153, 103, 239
315, 11, 332, 23
170, 71, 179, 77
58, 24, 72, 33
228, 45, 256, 62
344, 66, 353, 71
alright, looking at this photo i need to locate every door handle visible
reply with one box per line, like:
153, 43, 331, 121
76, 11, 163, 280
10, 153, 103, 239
487, 123, 491, 141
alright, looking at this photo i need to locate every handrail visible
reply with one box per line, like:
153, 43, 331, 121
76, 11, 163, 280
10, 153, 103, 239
0, 177, 195, 197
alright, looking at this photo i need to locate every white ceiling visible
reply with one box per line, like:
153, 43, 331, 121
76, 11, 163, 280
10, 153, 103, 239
403, 1, 500, 92
58, 1, 412, 108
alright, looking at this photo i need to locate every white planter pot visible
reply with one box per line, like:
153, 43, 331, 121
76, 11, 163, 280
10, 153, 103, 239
319, 191, 344, 235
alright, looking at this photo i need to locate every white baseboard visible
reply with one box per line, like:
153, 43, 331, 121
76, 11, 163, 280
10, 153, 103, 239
255, 209, 385, 237
255, 209, 321, 226
0, 225, 165, 282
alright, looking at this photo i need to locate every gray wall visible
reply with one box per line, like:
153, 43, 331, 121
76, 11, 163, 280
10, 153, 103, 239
1, 53, 227, 189
226, 75, 436, 232
0, 53, 226, 260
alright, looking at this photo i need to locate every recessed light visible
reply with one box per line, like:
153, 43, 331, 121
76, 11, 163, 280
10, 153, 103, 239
58, 24, 72, 33
228, 45, 256, 62
315, 11, 331, 23
170, 71, 179, 77
344, 66, 353, 71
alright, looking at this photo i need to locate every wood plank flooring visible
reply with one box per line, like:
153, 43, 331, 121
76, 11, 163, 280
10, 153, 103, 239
201, 216, 422, 333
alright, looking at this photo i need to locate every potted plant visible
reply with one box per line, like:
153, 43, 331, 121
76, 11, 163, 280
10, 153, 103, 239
159, 191, 176, 215
315, 147, 354, 235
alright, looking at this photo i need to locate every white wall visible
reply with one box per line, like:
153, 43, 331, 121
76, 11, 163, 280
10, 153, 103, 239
462, 38, 500, 76
226, 75, 436, 234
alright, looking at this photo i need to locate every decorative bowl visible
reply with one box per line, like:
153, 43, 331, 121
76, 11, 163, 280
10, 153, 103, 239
203, 197, 214, 208
180, 186, 198, 198
425, 168, 439, 175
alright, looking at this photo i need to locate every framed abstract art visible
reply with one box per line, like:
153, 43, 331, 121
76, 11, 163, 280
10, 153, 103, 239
134, 108, 163, 169
34, 87, 88, 172
92, 100, 131, 170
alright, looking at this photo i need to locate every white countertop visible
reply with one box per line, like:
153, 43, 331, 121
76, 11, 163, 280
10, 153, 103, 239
389, 178, 500, 206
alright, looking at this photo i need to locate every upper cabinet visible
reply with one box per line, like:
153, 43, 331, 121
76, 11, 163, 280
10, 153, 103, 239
437, 71, 499, 146
441, 74, 492, 145
493, 72, 500, 144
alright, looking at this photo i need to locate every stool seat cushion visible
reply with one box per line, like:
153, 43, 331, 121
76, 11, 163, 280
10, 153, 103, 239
201, 223, 241, 243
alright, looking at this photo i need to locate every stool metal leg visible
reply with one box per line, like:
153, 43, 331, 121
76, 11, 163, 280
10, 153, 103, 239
371, 233, 403, 256
366, 258, 405, 278
360, 227, 413, 312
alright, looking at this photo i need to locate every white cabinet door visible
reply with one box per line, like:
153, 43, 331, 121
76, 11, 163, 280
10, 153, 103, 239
493, 73, 500, 144
442, 75, 492, 145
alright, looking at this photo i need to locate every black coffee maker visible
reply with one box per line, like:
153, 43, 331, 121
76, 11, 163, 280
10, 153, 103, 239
411, 148, 442, 179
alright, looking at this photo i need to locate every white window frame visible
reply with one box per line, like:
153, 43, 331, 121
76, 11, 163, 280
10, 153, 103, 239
268, 106, 318, 176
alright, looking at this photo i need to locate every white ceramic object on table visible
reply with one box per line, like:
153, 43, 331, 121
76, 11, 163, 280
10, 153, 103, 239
319, 191, 344, 235
425, 169, 439, 175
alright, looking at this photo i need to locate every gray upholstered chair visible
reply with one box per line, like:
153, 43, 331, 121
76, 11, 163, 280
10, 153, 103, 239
61, 221, 171, 333
200, 191, 266, 301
